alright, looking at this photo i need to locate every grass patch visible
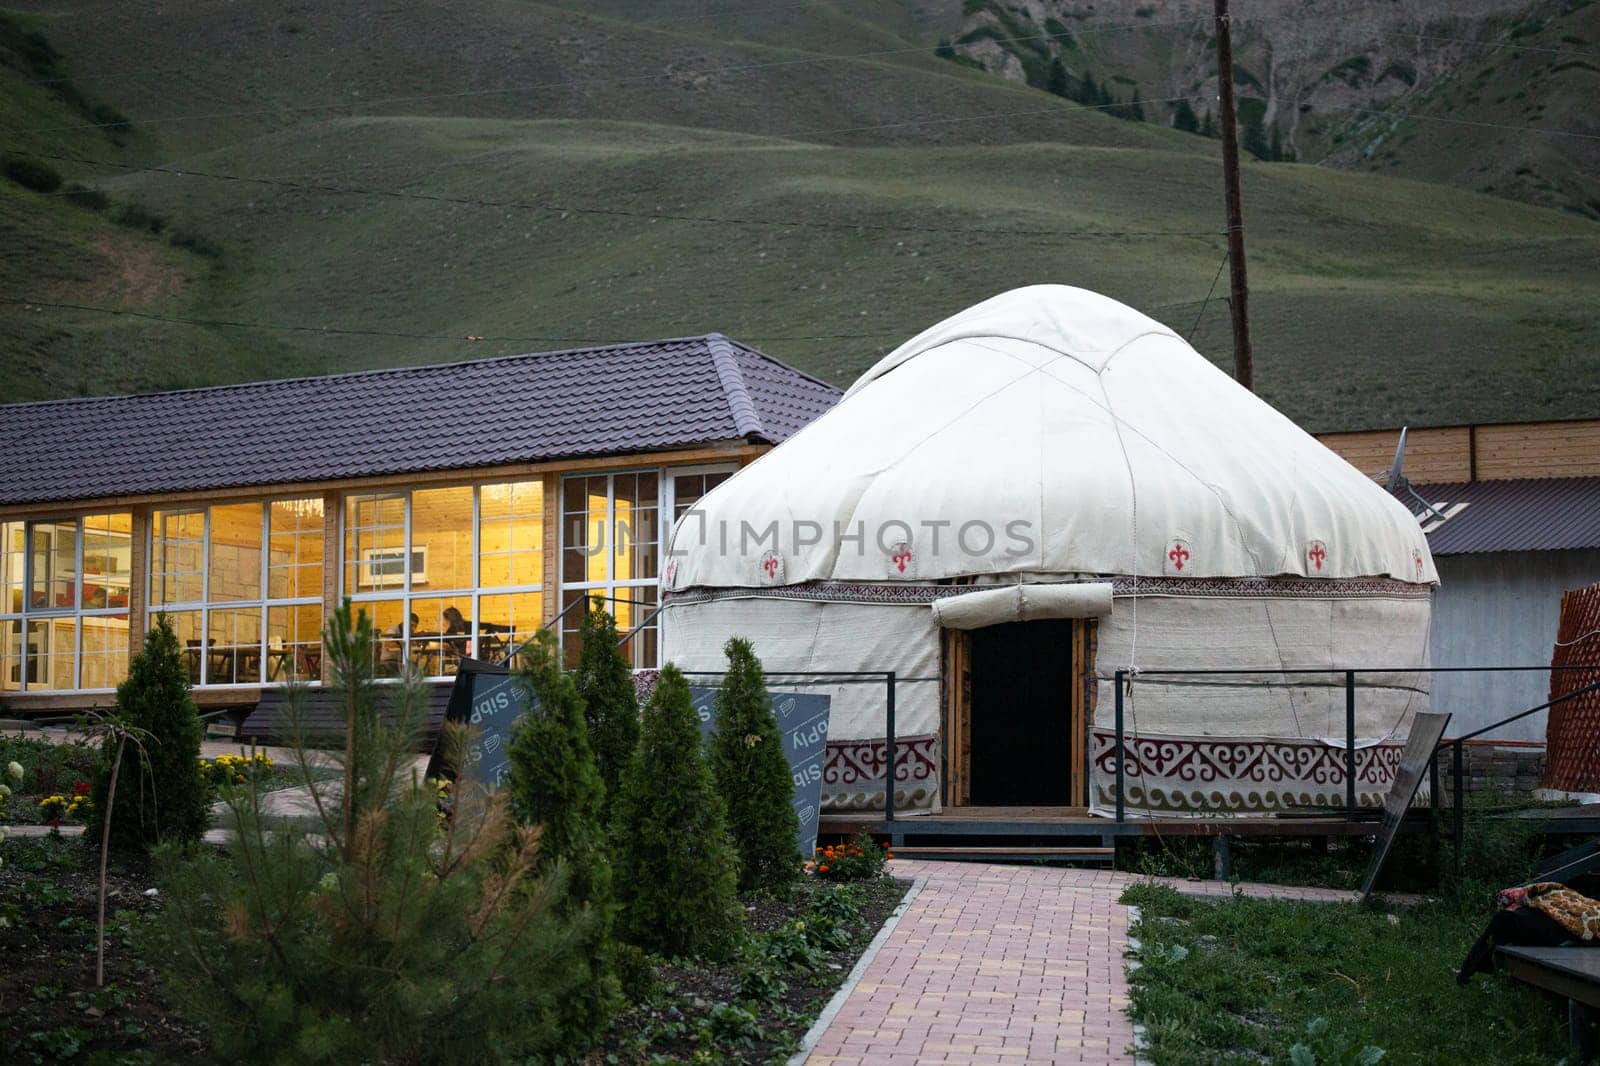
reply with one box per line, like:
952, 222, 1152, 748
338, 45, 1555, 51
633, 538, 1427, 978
1124, 882, 1568, 1065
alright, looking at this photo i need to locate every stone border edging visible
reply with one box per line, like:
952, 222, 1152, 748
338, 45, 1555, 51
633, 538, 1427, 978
789, 875, 927, 1066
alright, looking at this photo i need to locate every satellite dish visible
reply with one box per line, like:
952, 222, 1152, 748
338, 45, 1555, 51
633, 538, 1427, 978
1385, 426, 1409, 489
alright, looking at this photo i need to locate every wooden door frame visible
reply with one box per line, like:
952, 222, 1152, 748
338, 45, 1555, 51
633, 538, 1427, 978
942, 619, 1092, 808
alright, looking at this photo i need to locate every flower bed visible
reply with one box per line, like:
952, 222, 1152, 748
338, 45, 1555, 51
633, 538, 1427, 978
0, 836, 209, 1062
597, 874, 908, 1063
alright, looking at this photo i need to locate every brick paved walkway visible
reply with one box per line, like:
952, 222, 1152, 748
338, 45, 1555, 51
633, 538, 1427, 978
804, 859, 1387, 1065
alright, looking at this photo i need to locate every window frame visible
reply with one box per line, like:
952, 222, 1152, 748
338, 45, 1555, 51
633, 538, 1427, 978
2, 513, 132, 692
341, 482, 544, 680
147, 498, 325, 688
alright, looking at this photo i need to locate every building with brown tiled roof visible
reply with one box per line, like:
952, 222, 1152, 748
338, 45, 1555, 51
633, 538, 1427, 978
0, 335, 839, 714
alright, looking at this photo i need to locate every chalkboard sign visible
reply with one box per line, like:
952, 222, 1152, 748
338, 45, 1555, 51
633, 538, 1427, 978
689, 686, 832, 858
1358, 710, 1452, 902
426, 657, 531, 791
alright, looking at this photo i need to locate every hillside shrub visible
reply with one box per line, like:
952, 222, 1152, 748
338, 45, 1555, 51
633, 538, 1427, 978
611, 663, 742, 959
709, 637, 799, 893
112, 201, 165, 234
60, 181, 110, 211
144, 602, 603, 1064
572, 599, 639, 818
504, 628, 619, 1044
167, 227, 223, 257
2, 153, 62, 193
87, 614, 210, 851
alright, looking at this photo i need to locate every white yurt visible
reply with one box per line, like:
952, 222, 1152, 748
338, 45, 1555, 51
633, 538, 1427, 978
660, 285, 1437, 818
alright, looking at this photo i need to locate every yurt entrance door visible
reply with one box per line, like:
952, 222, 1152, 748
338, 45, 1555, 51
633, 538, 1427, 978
959, 620, 1076, 807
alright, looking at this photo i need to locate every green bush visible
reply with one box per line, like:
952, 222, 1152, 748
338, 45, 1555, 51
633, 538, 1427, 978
611, 663, 742, 959
709, 637, 799, 893
112, 201, 165, 234
167, 227, 223, 257
2, 153, 62, 193
144, 602, 603, 1064
504, 628, 619, 1043
572, 599, 639, 819
60, 182, 109, 211
87, 614, 210, 850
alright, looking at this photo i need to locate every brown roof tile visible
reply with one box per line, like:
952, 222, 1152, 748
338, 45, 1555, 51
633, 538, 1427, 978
0, 334, 839, 506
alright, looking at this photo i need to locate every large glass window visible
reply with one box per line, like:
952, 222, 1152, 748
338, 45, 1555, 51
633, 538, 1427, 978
561, 472, 661, 669
344, 481, 543, 678
0, 514, 132, 692
151, 499, 324, 686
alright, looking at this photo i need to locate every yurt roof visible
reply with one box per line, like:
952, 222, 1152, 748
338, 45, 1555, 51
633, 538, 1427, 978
665, 285, 1437, 589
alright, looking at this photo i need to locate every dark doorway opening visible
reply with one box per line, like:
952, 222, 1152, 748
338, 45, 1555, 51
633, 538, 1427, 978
968, 620, 1074, 806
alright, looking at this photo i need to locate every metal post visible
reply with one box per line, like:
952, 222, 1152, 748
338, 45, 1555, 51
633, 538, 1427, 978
1345, 670, 1357, 817
1114, 670, 1126, 823
1429, 747, 1441, 817
883, 671, 896, 825
1453, 740, 1465, 868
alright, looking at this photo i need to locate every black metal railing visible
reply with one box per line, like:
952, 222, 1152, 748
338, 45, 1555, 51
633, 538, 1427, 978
680, 671, 899, 817
1111, 664, 1600, 825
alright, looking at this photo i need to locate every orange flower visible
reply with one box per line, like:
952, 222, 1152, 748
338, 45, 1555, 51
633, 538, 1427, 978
818, 864, 829, 873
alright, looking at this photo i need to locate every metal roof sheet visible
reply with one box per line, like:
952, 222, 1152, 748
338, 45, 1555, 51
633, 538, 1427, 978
1408, 477, 1600, 555
0, 334, 840, 506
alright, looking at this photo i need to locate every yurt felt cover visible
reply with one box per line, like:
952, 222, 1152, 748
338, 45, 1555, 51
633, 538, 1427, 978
665, 285, 1435, 591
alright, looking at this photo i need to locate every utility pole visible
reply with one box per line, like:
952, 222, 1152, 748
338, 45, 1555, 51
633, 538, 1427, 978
1213, 0, 1254, 391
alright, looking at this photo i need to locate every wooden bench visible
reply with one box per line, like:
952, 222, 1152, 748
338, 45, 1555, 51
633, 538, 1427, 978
1497, 945, 1600, 1062
239, 683, 455, 747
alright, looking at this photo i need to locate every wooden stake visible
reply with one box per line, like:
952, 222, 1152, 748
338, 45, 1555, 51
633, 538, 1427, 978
1214, 0, 1254, 391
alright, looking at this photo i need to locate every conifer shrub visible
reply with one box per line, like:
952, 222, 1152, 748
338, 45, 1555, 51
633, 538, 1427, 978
1, 152, 61, 193
611, 663, 742, 959
572, 599, 639, 818
144, 603, 603, 1064
709, 637, 800, 893
504, 628, 619, 1043
87, 613, 210, 851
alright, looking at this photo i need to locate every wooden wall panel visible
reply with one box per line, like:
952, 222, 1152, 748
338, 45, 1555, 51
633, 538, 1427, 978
1474, 422, 1600, 480
320, 492, 339, 684
127, 506, 150, 656
541, 473, 560, 625
1318, 421, 1600, 485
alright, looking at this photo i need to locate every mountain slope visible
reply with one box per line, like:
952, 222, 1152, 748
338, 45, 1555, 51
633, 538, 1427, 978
944, 0, 1600, 218
55, 116, 1600, 430
0, 0, 1596, 434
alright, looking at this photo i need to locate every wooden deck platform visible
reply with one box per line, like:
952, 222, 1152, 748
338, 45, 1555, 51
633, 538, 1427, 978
820, 804, 1401, 845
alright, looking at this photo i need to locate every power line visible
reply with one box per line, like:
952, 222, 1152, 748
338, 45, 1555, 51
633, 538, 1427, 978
0, 14, 1215, 136
9, 146, 1221, 241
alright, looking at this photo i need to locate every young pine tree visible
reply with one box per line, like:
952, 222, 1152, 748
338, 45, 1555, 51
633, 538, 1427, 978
1172, 98, 1200, 133
611, 663, 742, 958
88, 613, 210, 850
146, 603, 601, 1064
1046, 58, 1070, 99
505, 628, 619, 1044
573, 599, 639, 818
710, 638, 799, 893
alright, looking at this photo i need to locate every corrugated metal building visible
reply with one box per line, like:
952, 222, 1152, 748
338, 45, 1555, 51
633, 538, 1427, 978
1319, 421, 1600, 741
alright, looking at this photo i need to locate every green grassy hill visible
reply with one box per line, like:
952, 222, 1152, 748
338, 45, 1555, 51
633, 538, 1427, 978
1, 0, 1597, 433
